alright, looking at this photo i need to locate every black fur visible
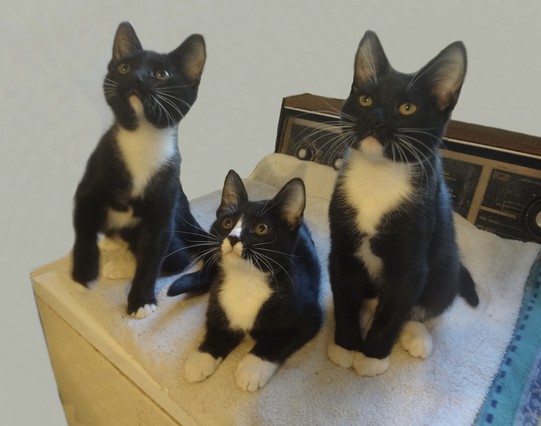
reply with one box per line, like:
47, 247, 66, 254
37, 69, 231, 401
174, 171, 322, 386
71, 22, 206, 316
328, 31, 479, 361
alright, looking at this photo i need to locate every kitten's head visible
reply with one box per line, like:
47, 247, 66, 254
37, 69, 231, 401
104, 22, 206, 130
341, 31, 466, 163
210, 170, 306, 275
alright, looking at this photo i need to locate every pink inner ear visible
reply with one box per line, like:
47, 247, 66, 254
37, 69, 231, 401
431, 49, 466, 110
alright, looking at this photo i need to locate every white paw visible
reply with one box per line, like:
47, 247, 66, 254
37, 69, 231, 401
131, 304, 157, 319
353, 352, 390, 376
327, 342, 355, 368
185, 351, 222, 383
103, 260, 135, 280
235, 354, 278, 392
399, 321, 433, 359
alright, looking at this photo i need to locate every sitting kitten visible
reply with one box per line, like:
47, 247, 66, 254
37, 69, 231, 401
71, 22, 206, 318
327, 31, 479, 376
174, 170, 322, 391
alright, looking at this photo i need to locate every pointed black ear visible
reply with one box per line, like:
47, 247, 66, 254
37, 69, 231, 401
353, 31, 391, 89
419, 41, 467, 111
112, 22, 143, 60
169, 34, 206, 84
273, 178, 306, 230
217, 170, 248, 217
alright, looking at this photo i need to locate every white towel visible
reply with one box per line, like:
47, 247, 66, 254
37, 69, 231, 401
35, 153, 540, 425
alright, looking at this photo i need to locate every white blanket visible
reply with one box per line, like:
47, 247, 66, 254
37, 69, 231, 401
38, 153, 540, 425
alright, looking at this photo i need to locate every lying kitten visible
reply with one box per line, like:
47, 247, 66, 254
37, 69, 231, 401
327, 31, 479, 376
71, 22, 206, 318
171, 171, 322, 391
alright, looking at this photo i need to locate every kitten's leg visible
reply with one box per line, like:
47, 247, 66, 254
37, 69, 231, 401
355, 291, 415, 376
71, 196, 105, 285
399, 320, 433, 359
327, 254, 366, 368
126, 222, 173, 318
185, 325, 243, 383
240, 315, 322, 391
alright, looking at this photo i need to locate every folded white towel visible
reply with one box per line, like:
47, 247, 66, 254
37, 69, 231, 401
35, 153, 540, 425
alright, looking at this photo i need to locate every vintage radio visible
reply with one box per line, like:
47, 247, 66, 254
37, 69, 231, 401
275, 94, 541, 243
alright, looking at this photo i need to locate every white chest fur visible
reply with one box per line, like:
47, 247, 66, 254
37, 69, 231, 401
116, 121, 177, 198
343, 149, 413, 235
342, 148, 413, 278
219, 256, 273, 332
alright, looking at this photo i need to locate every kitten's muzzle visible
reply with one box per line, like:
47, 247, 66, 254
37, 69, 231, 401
228, 236, 240, 246
366, 109, 385, 132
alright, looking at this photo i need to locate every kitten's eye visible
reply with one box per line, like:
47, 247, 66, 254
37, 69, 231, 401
359, 95, 373, 107
118, 63, 131, 74
154, 69, 170, 80
399, 103, 418, 116
254, 223, 269, 236
222, 218, 234, 230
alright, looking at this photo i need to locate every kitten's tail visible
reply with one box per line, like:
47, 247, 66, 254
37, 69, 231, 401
459, 264, 479, 307
167, 270, 211, 296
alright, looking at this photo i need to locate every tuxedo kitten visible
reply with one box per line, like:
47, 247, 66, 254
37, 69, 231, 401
71, 22, 206, 318
176, 171, 322, 391
327, 31, 479, 376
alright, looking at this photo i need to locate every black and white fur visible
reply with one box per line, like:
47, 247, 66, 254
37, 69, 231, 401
327, 31, 479, 376
173, 171, 322, 391
71, 22, 206, 318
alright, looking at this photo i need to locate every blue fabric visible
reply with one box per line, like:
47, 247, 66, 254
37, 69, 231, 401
476, 251, 541, 426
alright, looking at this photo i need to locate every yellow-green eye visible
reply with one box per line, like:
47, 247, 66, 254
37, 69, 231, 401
254, 223, 269, 236
399, 103, 417, 116
154, 69, 170, 80
118, 63, 131, 74
222, 218, 234, 229
359, 95, 373, 107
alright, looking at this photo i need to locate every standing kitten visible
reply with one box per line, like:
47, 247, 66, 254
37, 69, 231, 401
175, 171, 322, 391
71, 22, 206, 318
327, 31, 479, 376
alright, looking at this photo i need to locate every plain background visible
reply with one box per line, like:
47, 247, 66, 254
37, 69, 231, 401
2, 1, 540, 424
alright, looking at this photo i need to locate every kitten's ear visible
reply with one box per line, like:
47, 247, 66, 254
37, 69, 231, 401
274, 178, 306, 230
169, 34, 206, 84
353, 31, 391, 89
218, 170, 248, 217
112, 22, 143, 60
421, 41, 467, 112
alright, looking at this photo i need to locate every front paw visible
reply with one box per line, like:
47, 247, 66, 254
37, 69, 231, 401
327, 342, 355, 368
235, 354, 278, 392
185, 351, 222, 383
71, 247, 99, 285
128, 287, 157, 319
129, 304, 157, 319
399, 321, 433, 359
353, 352, 390, 376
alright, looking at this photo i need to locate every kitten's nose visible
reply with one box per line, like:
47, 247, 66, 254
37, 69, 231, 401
367, 108, 384, 130
228, 236, 240, 246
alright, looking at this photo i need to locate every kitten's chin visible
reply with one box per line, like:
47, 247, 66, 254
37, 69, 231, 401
359, 136, 384, 160
129, 95, 145, 118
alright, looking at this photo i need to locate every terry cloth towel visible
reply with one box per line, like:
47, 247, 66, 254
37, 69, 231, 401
35, 153, 540, 425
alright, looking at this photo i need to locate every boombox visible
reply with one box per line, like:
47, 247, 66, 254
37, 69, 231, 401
275, 94, 541, 243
